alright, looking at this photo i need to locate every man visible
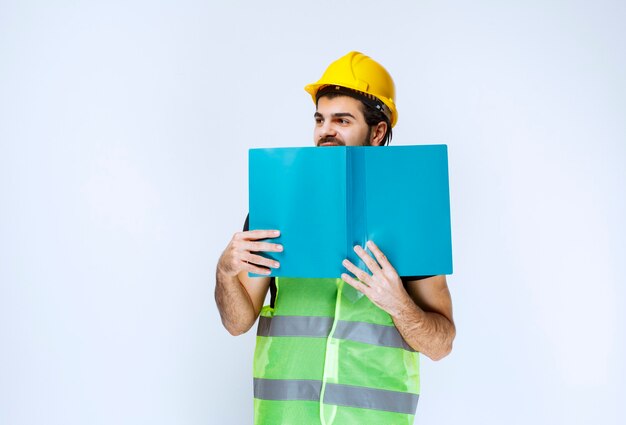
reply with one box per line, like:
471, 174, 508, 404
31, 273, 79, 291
215, 51, 455, 424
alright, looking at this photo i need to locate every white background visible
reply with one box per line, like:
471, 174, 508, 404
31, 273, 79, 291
1, 1, 624, 424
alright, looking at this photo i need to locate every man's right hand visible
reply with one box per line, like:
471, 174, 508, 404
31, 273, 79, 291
217, 230, 283, 277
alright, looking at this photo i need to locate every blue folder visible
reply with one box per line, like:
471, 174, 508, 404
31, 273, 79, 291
248, 145, 453, 278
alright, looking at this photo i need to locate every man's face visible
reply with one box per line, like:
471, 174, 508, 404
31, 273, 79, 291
314, 95, 372, 147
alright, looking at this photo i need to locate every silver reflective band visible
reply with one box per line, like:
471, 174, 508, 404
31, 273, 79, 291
253, 378, 321, 401
333, 320, 415, 351
253, 378, 419, 415
324, 382, 419, 415
257, 315, 333, 338
257, 316, 415, 351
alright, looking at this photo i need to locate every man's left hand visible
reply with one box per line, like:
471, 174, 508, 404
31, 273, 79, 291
341, 240, 411, 317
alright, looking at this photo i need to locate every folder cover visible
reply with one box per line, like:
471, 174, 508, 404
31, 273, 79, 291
249, 145, 453, 278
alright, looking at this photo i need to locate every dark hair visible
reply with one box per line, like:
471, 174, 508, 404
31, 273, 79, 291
361, 101, 393, 146
316, 88, 393, 146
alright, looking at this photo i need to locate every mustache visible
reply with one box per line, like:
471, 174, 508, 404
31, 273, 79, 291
317, 136, 345, 146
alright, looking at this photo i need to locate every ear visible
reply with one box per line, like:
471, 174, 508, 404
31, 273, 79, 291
369, 121, 388, 146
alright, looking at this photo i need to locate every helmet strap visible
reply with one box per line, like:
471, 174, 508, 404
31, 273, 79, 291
316, 85, 392, 124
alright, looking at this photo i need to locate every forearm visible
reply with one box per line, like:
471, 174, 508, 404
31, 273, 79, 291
214, 264, 258, 336
391, 296, 456, 361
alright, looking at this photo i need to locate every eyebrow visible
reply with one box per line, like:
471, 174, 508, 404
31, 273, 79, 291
314, 112, 357, 119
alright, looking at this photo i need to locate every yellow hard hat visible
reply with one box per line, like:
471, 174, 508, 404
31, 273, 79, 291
304, 51, 398, 127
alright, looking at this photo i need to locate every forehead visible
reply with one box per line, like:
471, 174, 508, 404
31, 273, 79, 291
316, 95, 365, 118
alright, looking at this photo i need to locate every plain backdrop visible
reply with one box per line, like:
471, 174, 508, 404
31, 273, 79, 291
1, 1, 624, 424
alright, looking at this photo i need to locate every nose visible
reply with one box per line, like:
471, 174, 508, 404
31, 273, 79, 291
318, 120, 337, 138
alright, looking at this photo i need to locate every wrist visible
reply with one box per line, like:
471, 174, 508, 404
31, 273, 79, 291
216, 254, 237, 279
391, 293, 425, 322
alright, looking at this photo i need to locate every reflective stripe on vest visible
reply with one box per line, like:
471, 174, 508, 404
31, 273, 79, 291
254, 378, 420, 415
258, 315, 415, 351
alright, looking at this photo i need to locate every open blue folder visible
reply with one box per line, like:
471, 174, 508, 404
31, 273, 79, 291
249, 145, 453, 278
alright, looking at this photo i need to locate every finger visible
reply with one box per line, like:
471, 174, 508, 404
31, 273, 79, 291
242, 261, 272, 275
342, 259, 372, 284
245, 253, 280, 270
236, 230, 281, 241
353, 245, 382, 276
341, 273, 370, 294
366, 240, 395, 272
243, 241, 284, 253
246, 229, 280, 240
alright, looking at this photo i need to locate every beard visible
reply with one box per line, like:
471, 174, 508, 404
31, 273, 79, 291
317, 136, 344, 146
317, 134, 371, 146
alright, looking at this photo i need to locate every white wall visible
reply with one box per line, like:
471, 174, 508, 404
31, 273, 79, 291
1, 1, 624, 424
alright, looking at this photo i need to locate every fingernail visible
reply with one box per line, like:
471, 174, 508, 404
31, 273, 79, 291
353, 245, 360, 251
274, 230, 280, 236
274, 262, 280, 268
277, 245, 283, 251
366, 240, 372, 247
342, 259, 348, 266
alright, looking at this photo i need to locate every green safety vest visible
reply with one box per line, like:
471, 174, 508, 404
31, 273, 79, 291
253, 277, 420, 425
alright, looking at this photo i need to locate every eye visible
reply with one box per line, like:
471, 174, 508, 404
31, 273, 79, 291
315, 117, 323, 125
338, 118, 350, 125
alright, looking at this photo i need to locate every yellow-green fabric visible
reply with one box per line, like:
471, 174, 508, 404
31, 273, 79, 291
253, 277, 420, 425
